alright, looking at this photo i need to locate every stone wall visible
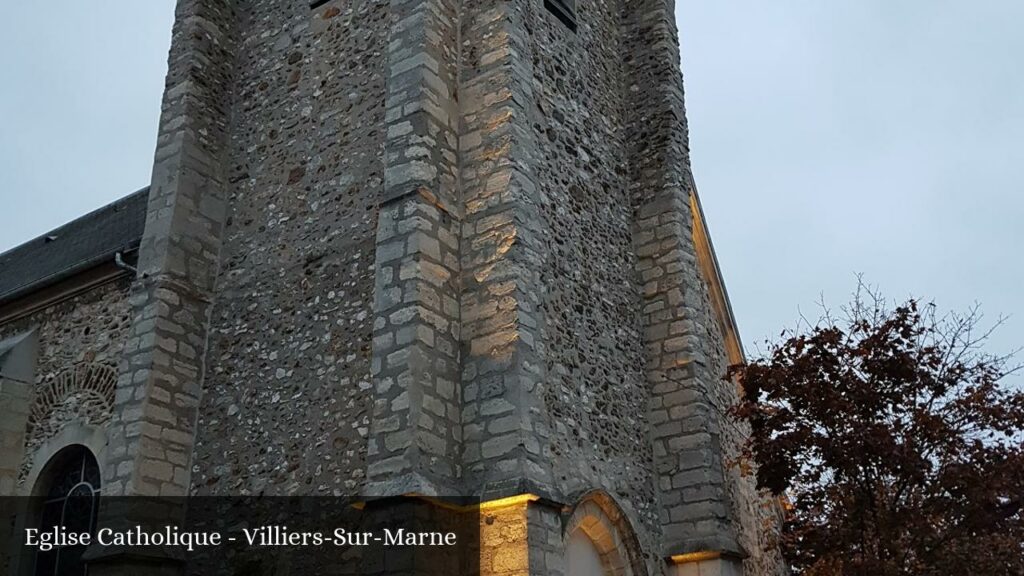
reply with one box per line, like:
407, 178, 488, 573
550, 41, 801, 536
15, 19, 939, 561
366, 0, 464, 497
0, 0, 786, 573
688, 202, 786, 572
527, 0, 662, 569
189, 0, 389, 496
0, 278, 132, 492
457, 0, 556, 498
101, 0, 236, 502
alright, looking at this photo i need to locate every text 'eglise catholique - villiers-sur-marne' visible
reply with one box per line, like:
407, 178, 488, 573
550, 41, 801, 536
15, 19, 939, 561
24, 525, 459, 552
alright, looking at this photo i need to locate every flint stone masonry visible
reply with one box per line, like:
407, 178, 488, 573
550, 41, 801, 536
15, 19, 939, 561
0, 0, 786, 574
191, 0, 386, 498
0, 279, 132, 493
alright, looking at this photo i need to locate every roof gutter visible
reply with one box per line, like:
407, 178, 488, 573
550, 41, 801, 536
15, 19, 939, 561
0, 243, 140, 308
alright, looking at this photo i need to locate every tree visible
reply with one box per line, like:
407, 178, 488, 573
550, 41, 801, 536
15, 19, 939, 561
729, 285, 1024, 575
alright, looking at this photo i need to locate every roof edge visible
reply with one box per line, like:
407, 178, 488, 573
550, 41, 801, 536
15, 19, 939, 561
0, 242, 141, 306
0, 187, 150, 262
0, 187, 149, 306
688, 174, 745, 365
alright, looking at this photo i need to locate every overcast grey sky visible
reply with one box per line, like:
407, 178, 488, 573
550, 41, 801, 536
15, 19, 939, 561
1, 1, 1020, 376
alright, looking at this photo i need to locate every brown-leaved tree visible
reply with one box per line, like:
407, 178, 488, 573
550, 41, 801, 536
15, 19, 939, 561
729, 286, 1024, 575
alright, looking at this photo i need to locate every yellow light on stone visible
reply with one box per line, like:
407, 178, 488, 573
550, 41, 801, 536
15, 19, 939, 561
479, 494, 535, 576
670, 550, 722, 564
478, 493, 540, 511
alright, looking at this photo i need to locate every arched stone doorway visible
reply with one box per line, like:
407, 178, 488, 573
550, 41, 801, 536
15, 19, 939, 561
564, 491, 647, 576
567, 528, 608, 576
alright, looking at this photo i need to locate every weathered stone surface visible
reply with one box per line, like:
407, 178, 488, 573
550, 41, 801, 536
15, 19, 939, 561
0, 279, 133, 492
0, 0, 787, 574
189, 0, 387, 498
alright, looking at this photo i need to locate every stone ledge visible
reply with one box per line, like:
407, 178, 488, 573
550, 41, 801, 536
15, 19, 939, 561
380, 185, 460, 219
665, 533, 748, 561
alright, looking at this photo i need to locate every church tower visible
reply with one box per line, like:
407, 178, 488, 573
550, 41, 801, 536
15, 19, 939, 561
0, 0, 783, 574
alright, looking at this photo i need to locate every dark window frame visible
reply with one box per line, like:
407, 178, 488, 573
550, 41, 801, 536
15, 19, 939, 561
544, 0, 578, 32
33, 446, 101, 576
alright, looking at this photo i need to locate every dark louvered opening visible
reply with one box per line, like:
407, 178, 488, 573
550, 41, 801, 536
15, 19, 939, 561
544, 0, 577, 32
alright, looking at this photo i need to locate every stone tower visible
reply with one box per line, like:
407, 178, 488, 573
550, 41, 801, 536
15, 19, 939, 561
0, 0, 783, 574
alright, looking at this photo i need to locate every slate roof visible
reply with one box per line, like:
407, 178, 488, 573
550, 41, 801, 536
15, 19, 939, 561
0, 188, 149, 304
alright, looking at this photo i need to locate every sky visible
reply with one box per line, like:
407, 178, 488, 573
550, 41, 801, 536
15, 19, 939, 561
0, 1, 1020, 380
675, 0, 1023, 377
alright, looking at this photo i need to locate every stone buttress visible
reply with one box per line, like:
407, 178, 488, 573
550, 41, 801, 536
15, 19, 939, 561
78, 0, 783, 574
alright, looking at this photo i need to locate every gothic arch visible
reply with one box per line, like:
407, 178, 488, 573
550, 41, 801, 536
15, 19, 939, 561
564, 491, 647, 576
